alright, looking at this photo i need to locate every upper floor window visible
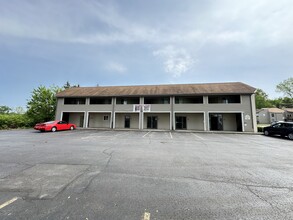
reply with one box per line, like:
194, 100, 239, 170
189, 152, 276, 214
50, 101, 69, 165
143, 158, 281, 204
64, 98, 86, 105
208, 95, 241, 104
144, 97, 170, 104
90, 97, 112, 104
116, 97, 139, 105
175, 96, 203, 104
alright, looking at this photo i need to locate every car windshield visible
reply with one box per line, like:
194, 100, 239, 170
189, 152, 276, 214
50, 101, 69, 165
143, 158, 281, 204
44, 121, 55, 124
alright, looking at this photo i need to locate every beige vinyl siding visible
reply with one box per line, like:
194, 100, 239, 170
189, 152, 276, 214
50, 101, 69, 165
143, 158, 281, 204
115, 113, 139, 129
88, 113, 111, 128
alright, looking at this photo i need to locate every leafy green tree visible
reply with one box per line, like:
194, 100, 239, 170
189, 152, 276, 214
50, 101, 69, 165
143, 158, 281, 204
13, 106, 25, 114
276, 77, 293, 98
281, 97, 293, 108
270, 97, 293, 108
26, 85, 62, 124
255, 89, 273, 109
63, 81, 80, 89
0, 106, 12, 114
269, 98, 282, 108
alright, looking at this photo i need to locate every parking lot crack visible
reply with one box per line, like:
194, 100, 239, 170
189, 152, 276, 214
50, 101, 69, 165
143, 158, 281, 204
101, 147, 115, 171
60, 148, 115, 195
64, 165, 102, 194
181, 176, 293, 191
246, 185, 286, 215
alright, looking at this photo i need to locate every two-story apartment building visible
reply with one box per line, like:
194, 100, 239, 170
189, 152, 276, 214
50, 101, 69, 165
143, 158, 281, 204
55, 82, 257, 132
284, 109, 293, 122
257, 108, 285, 124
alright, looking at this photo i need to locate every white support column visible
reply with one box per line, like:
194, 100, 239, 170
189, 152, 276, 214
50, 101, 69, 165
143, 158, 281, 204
113, 112, 116, 129
141, 112, 144, 130
206, 112, 210, 131
139, 97, 144, 130
241, 112, 245, 132
250, 94, 258, 133
84, 112, 88, 128
170, 96, 174, 130
203, 112, 207, 131
112, 97, 116, 129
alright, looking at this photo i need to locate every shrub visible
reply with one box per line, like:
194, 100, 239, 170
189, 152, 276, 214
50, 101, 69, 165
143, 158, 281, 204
257, 124, 270, 133
257, 126, 264, 133
0, 114, 33, 130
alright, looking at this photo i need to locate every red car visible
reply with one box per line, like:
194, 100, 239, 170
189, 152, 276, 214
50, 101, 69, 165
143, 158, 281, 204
34, 120, 76, 132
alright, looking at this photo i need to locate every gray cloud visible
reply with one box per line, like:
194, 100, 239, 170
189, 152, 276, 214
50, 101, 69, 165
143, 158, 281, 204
0, 0, 292, 106
0, 0, 292, 47
153, 46, 195, 78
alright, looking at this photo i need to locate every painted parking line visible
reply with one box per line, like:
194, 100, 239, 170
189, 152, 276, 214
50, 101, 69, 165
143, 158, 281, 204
0, 197, 19, 210
142, 212, 151, 220
114, 132, 129, 137
218, 134, 237, 142
143, 131, 151, 138
192, 133, 205, 140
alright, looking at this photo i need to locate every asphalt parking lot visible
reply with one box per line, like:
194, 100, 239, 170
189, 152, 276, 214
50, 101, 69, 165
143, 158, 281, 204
0, 129, 293, 220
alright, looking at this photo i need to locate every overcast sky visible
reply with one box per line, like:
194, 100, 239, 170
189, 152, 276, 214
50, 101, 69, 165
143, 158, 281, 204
1, 0, 292, 108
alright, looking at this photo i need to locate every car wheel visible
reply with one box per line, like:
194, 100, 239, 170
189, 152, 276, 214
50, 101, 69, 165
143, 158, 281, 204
51, 127, 57, 132
289, 133, 293, 140
264, 130, 270, 136
70, 126, 74, 130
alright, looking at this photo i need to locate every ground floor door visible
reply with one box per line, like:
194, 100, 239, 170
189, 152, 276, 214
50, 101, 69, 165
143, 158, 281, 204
147, 116, 158, 129
176, 116, 187, 129
124, 116, 130, 128
210, 114, 223, 131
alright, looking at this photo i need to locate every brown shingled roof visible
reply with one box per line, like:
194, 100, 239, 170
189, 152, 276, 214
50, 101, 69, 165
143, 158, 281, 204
263, 108, 285, 113
56, 82, 256, 97
285, 108, 293, 113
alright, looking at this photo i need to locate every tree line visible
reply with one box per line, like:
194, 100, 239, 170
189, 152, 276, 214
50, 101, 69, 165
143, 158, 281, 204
0, 82, 79, 129
255, 77, 293, 109
0, 78, 292, 130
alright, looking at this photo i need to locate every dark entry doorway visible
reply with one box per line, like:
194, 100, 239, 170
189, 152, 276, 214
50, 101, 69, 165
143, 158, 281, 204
147, 116, 158, 129
236, 113, 243, 131
176, 116, 187, 129
210, 114, 223, 131
62, 112, 70, 122
79, 115, 84, 128
124, 116, 130, 128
